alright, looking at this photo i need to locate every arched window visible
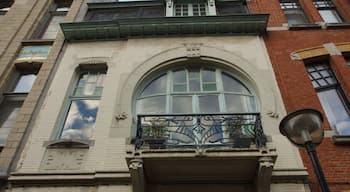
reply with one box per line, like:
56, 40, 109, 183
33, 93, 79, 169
136, 66, 257, 115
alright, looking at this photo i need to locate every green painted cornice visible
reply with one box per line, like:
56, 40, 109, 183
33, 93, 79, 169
60, 15, 269, 42
87, 1, 164, 9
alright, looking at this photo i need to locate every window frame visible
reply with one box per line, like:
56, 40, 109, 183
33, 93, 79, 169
306, 61, 350, 135
55, 66, 107, 141
135, 66, 257, 115
280, 0, 308, 24
313, 0, 343, 23
174, 2, 208, 16
33, 0, 72, 39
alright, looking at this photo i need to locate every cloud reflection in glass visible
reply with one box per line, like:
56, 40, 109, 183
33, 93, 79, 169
61, 100, 99, 140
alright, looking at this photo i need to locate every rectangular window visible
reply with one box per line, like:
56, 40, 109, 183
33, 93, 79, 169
313, 0, 342, 23
0, 68, 37, 146
59, 70, 106, 140
216, 1, 248, 15
307, 62, 350, 135
280, 0, 308, 24
38, 1, 72, 39
174, 3, 207, 16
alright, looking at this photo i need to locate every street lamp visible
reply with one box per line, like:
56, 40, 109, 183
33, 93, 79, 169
279, 108, 330, 192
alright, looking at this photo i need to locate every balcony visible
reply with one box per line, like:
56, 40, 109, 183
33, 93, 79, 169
126, 113, 277, 192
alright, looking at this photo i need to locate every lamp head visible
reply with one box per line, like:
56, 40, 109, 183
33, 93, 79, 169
279, 108, 324, 147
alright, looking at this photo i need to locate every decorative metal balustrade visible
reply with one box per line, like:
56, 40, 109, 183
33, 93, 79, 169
135, 113, 266, 150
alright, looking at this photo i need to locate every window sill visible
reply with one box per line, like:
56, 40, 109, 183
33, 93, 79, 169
332, 135, 350, 145
44, 139, 94, 148
325, 22, 350, 29
288, 23, 322, 30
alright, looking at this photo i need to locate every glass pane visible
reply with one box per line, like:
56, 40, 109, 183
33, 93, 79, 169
203, 83, 217, 91
141, 74, 166, 96
74, 72, 105, 96
319, 10, 341, 23
199, 95, 219, 113
136, 96, 166, 114
320, 70, 330, 77
225, 94, 255, 113
317, 79, 328, 87
173, 69, 186, 83
13, 74, 37, 93
61, 100, 100, 140
202, 69, 216, 82
0, 101, 23, 145
189, 79, 200, 91
286, 13, 307, 24
172, 96, 192, 113
310, 72, 321, 79
41, 15, 66, 39
222, 73, 250, 94
317, 89, 350, 135
173, 84, 187, 92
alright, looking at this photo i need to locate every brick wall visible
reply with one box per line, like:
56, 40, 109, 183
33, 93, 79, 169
255, 0, 350, 190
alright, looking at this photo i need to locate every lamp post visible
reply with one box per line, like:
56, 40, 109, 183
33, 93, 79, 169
279, 108, 330, 192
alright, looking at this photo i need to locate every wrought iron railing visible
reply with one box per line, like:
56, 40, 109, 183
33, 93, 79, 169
135, 113, 266, 150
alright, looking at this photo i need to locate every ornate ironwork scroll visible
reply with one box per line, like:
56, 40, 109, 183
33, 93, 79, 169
135, 113, 266, 150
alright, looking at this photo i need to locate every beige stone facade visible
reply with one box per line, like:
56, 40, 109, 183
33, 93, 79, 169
8, 35, 308, 191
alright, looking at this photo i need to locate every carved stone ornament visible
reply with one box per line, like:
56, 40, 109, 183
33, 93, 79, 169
166, 0, 172, 8
115, 112, 128, 121
209, 0, 215, 6
129, 159, 144, 170
184, 43, 202, 58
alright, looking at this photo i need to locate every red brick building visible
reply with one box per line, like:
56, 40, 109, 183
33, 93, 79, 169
249, 0, 350, 191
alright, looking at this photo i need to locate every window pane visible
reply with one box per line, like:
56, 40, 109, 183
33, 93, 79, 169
12, 74, 37, 93
189, 79, 200, 91
203, 83, 217, 91
61, 100, 100, 140
222, 73, 250, 94
317, 89, 350, 135
199, 95, 219, 113
74, 72, 106, 96
0, 101, 23, 145
136, 96, 166, 114
173, 84, 187, 92
319, 10, 341, 23
172, 96, 192, 113
41, 15, 65, 39
173, 69, 186, 83
225, 94, 255, 113
202, 69, 215, 82
141, 74, 166, 96
286, 13, 307, 24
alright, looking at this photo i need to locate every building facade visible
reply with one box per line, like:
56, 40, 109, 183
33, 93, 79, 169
0, 0, 349, 192
0, 0, 83, 188
261, 0, 350, 191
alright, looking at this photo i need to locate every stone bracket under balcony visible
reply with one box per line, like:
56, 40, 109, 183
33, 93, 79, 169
126, 147, 277, 192
60, 14, 269, 42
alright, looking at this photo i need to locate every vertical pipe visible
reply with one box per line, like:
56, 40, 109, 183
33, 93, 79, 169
305, 142, 330, 192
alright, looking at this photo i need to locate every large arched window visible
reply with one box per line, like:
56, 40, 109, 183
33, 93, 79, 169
136, 66, 257, 115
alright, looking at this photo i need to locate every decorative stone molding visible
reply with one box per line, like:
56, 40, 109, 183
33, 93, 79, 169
323, 43, 341, 56
290, 46, 328, 60
336, 42, 350, 53
40, 148, 88, 171
184, 43, 202, 58
115, 112, 128, 121
256, 157, 274, 192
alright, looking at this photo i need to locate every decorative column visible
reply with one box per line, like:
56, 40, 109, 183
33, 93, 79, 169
256, 157, 274, 192
129, 159, 146, 192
